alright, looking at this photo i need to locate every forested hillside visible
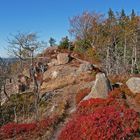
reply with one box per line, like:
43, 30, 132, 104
69, 9, 140, 75
0, 9, 140, 140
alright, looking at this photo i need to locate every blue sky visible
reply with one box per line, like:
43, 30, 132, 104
0, 0, 140, 57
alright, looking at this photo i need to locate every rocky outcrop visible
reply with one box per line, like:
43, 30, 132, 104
83, 73, 112, 100
51, 71, 59, 79
78, 62, 93, 72
48, 59, 58, 67
126, 77, 140, 95
57, 53, 69, 65
41, 91, 54, 102
18, 75, 30, 92
47, 53, 70, 66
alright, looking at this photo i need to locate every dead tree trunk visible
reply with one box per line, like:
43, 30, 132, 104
14, 106, 17, 123
3, 80, 10, 101
131, 35, 138, 74
131, 47, 135, 74
123, 35, 127, 71
106, 46, 110, 75
33, 71, 40, 121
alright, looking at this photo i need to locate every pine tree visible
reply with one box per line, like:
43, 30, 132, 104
59, 36, 70, 50
49, 37, 56, 47
131, 9, 136, 20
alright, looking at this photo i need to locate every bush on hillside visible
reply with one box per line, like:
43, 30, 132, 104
74, 39, 91, 51
58, 36, 74, 50
75, 88, 91, 105
59, 105, 139, 140
0, 116, 58, 139
59, 89, 140, 140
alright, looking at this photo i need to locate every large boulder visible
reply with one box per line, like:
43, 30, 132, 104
83, 73, 112, 100
78, 62, 93, 73
18, 75, 30, 92
51, 71, 59, 79
48, 59, 58, 67
22, 69, 30, 78
126, 77, 140, 95
57, 53, 69, 65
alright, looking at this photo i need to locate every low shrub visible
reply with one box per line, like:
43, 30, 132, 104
86, 47, 100, 63
59, 89, 140, 140
75, 88, 91, 105
0, 116, 58, 139
59, 106, 139, 140
135, 94, 140, 105
0, 122, 37, 139
120, 85, 134, 97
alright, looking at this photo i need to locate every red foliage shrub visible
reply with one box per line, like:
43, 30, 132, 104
76, 88, 91, 105
38, 118, 54, 129
59, 106, 139, 140
0, 116, 58, 139
76, 98, 127, 116
108, 88, 122, 98
36, 117, 57, 136
59, 90, 140, 140
120, 85, 134, 96
0, 122, 37, 139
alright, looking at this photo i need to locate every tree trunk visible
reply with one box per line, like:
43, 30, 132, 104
31, 50, 34, 66
14, 106, 17, 123
3, 83, 10, 100
20, 45, 23, 72
123, 35, 127, 67
134, 43, 137, 66
33, 73, 40, 121
106, 46, 110, 75
114, 42, 118, 74
131, 35, 138, 74
131, 47, 135, 74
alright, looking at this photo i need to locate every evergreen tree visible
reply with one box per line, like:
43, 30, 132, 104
59, 36, 70, 49
69, 9, 140, 74
131, 9, 136, 20
49, 37, 56, 47
108, 8, 115, 21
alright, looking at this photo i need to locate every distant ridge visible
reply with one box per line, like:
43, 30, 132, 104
2, 57, 19, 63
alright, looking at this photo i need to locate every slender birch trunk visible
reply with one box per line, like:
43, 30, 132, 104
106, 46, 110, 75
123, 35, 127, 66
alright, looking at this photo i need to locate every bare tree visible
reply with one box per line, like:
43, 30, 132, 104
0, 58, 11, 101
7, 32, 46, 121
69, 12, 103, 48
7, 32, 45, 71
